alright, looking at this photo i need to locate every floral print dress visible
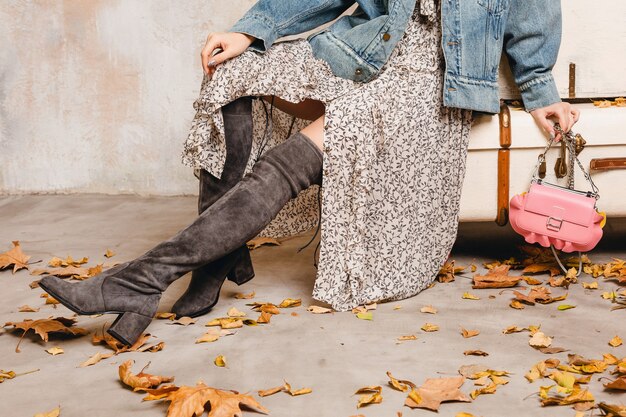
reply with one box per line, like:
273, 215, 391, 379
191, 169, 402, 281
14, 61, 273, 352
181, 0, 473, 311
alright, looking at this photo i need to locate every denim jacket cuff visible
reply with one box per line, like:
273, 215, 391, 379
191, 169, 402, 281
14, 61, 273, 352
229, 13, 279, 53
518, 74, 562, 112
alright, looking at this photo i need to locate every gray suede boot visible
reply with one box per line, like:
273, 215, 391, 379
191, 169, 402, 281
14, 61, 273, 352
38, 131, 323, 346
171, 97, 255, 319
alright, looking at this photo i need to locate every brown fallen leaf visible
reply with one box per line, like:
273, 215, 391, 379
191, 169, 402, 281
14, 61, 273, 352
582, 281, 598, 289
540, 387, 594, 406
234, 291, 255, 299
40, 292, 59, 305
119, 360, 174, 390
4, 316, 88, 352
472, 265, 523, 289
462, 292, 480, 300
386, 371, 416, 392
33, 406, 61, 417
155, 312, 176, 320
522, 263, 561, 277
104, 249, 116, 258
167, 317, 196, 326
404, 376, 471, 411
509, 300, 525, 309
92, 324, 162, 354
224, 307, 246, 318
48, 255, 89, 267
247, 236, 281, 250
421, 323, 439, 332
538, 346, 569, 354
258, 385, 284, 397
214, 355, 227, 368
257, 311, 272, 324
195, 328, 236, 344
31, 264, 103, 281
437, 260, 465, 283
598, 402, 626, 416
278, 298, 301, 308
206, 317, 244, 329
80, 351, 115, 367
0, 241, 31, 273
0, 370, 17, 382
283, 380, 312, 396
512, 286, 567, 305
460, 327, 480, 338
464, 350, 489, 356
45, 346, 64, 356
420, 305, 437, 314
18, 305, 40, 312
143, 382, 269, 416
307, 305, 333, 314
397, 335, 417, 343
609, 335, 623, 347
529, 331, 553, 348
355, 385, 383, 408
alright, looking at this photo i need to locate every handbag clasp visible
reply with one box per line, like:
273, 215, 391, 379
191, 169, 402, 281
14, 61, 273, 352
546, 217, 563, 232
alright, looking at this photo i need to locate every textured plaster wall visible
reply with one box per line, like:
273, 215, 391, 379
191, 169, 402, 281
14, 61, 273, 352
0, 0, 255, 195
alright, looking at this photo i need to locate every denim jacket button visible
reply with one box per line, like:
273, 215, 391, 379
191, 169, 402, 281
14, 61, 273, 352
355, 68, 363, 76
382, 33, 391, 41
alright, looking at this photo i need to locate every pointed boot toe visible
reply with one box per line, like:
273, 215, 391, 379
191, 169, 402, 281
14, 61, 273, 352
38, 275, 106, 315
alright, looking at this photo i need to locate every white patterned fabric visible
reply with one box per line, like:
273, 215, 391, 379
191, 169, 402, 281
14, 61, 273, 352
181, 0, 473, 311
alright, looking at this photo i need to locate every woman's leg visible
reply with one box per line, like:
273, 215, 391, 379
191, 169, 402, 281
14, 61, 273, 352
171, 97, 325, 318
39, 123, 325, 346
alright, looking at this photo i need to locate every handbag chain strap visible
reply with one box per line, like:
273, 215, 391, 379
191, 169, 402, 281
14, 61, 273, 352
530, 124, 600, 199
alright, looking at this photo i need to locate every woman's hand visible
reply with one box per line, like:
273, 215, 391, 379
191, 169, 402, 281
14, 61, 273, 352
200, 32, 256, 78
529, 101, 580, 142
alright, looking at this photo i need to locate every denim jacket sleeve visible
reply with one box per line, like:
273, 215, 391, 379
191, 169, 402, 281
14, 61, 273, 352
503, 1, 562, 112
228, 0, 355, 52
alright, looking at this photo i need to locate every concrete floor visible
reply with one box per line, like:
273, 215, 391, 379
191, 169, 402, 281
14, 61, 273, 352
1, 195, 625, 417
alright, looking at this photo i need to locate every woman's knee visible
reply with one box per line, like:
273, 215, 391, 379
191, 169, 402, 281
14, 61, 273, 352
261, 95, 325, 121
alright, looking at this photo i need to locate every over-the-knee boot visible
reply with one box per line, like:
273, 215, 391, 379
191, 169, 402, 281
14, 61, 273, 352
38, 131, 323, 346
171, 97, 255, 319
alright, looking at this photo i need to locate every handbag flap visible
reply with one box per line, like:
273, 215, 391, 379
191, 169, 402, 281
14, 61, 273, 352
524, 183, 596, 227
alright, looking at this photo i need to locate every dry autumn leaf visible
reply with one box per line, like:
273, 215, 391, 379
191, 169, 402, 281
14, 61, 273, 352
0, 241, 31, 273
214, 355, 227, 368
33, 406, 61, 417
119, 360, 174, 390
307, 305, 333, 314
609, 336, 623, 347
283, 380, 312, 396
257, 311, 272, 324
195, 328, 236, 344
31, 264, 103, 281
18, 305, 40, 312
472, 265, 524, 289
404, 376, 471, 411
92, 324, 163, 354
247, 236, 281, 250
143, 382, 269, 417
420, 305, 437, 314
168, 317, 197, 326
355, 385, 383, 408
226, 307, 246, 318
460, 327, 480, 338
258, 385, 284, 397
45, 347, 64, 356
529, 331, 553, 348
421, 323, 439, 332
464, 350, 489, 356
462, 292, 480, 300
3, 316, 88, 352
278, 298, 301, 308
234, 291, 255, 299
386, 371, 416, 392
104, 249, 116, 258
80, 352, 114, 367
156, 312, 177, 320
0, 370, 16, 382
437, 260, 465, 283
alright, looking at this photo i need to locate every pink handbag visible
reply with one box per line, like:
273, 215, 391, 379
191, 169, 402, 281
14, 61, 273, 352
509, 125, 604, 275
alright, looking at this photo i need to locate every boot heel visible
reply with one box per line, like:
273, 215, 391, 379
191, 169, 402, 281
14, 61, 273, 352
107, 311, 153, 346
227, 246, 255, 285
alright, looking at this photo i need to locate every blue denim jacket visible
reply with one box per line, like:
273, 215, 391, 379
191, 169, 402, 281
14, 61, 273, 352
229, 0, 562, 114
